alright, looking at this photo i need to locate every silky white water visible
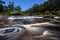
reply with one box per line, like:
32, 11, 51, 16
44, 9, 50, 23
0, 16, 60, 40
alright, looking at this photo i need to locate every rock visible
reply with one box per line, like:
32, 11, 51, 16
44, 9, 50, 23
0, 27, 25, 40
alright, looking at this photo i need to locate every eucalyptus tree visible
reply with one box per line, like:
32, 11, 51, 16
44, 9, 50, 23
15, 6, 22, 15
8, 1, 14, 11
0, 0, 5, 13
15, 6, 21, 12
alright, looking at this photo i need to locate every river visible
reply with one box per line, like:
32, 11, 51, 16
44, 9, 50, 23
0, 16, 60, 40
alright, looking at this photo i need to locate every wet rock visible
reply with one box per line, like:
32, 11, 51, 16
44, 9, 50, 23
0, 27, 25, 40
7, 18, 55, 25
0, 16, 8, 25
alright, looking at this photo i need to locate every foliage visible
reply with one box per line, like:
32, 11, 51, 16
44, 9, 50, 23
0, 0, 60, 18
23, 0, 60, 18
0, 0, 5, 13
0, 1, 22, 16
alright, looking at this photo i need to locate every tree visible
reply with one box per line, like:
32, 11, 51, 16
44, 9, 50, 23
0, 0, 5, 13
15, 6, 21, 12
8, 1, 14, 11
3, 6, 8, 12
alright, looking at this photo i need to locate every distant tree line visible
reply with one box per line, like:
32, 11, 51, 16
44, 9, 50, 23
0, 0, 22, 16
23, 0, 60, 17
0, 0, 60, 17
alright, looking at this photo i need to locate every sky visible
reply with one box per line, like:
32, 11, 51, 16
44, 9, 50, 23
3, 0, 47, 11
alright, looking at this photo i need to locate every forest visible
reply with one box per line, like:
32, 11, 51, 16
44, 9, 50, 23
0, 0, 60, 18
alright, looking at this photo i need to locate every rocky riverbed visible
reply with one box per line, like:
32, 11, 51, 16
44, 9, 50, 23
0, 16, 60, 40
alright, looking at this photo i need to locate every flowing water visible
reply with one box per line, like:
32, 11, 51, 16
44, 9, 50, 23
8, 16, 55, 24
0, 27, 25, 40
0, 16, 60, 40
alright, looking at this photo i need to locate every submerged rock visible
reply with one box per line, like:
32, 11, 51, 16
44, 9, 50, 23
0, 27, 25, 40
